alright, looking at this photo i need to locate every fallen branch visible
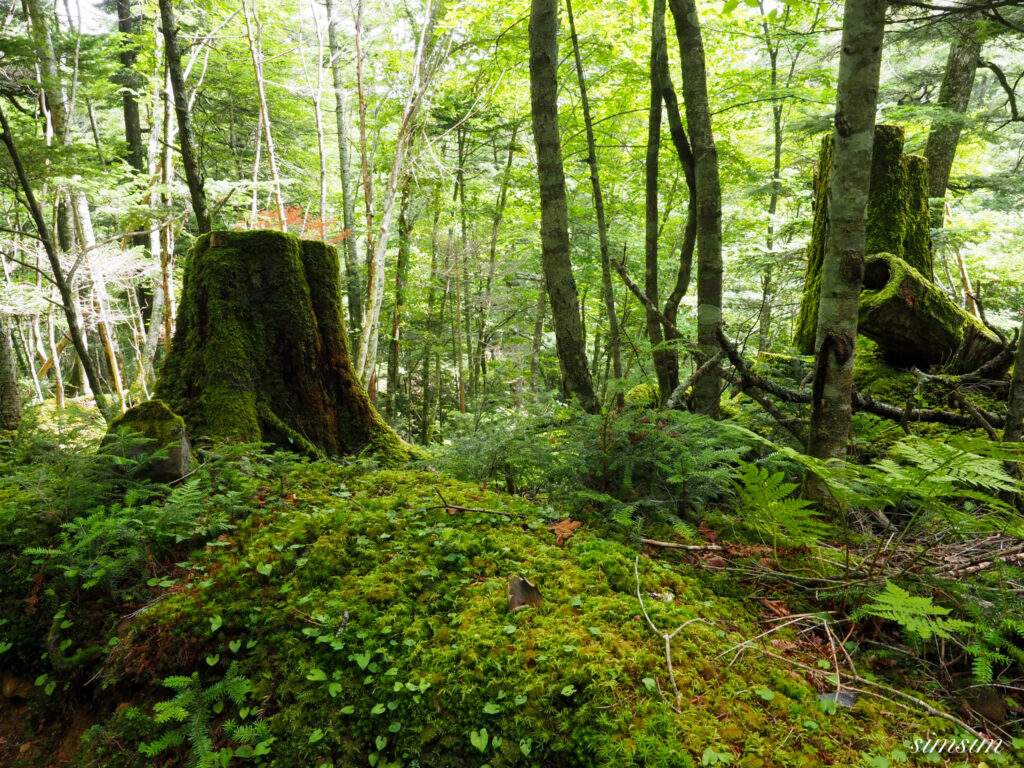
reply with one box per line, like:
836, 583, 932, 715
641, 538, 723, 551
427, 488, 527, 518
634, 556, 710, 710
665, 352, 722, 410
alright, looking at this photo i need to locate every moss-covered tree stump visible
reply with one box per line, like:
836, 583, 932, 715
155, 230, 407, 462
794, 125, 932, 353
859, 254, 1004, 373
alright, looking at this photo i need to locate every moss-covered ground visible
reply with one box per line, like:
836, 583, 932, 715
1, 409, 1009, 768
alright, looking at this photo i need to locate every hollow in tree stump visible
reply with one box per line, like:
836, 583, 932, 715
155, 230, 407, 462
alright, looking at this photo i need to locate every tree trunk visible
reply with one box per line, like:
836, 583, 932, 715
0, 103, 109, 414
0, 312, 21, 431
806, 0, 888, 499
155, 230, 407, 462
355, 0, 443, 387
325, 0, 363, 351
923, 26, 981, 230
116, 0, 145, 173
645, 0, 677, 406
387, 184, 414, 420
1003, 316, 1024, 443
667, 0, 722, 417
655, 2, 696, 383
243, 0, 288, 231
566, 0, 622, 402
477, 122, 519, 390
528, 0, 600, 414
158, 0, 211, 234
530, 277, 547, 391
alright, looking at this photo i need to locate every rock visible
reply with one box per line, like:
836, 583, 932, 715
102, 399, 194, 482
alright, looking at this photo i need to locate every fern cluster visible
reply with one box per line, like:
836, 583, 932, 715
433, 402, 751, 534
140, 662, 272, 767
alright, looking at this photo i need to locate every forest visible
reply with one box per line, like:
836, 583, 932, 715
1, 0, 1024, 765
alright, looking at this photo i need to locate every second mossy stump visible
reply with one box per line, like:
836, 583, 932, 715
154, 230, 407, 462
793, 125, 932, 354
859, 254, 1005, 374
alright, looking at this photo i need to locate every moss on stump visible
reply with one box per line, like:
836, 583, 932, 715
155, 230, 408, 463
793, 125, 933, 353
859, 254, 1004, 373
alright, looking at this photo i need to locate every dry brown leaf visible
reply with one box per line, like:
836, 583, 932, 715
549, 519, 582, 547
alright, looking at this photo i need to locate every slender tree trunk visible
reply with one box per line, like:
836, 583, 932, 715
158, 0, 211, 233
923, 26, 981, 230
0, 311, 21, 430
47, 308, 65, 408
477, 123, 519, 389
420, 209, 442, 443
566, 0, 622, 403
806, 0, 888, 501
116, 0, 145, 172
667, 0, 722, 417
655, 5, 695, 382
530, 277, 547, 391
305, 1, 329, 241
243, 0, 287, 231
1004, 317, 1024, 443
528, 0, 600, 414
387, 183, 414, 420
0, 103, 108, 414
353, 0, 375, 261
355, 0, 444, 387
325, 0, 363, 349
645, 0, 676, 405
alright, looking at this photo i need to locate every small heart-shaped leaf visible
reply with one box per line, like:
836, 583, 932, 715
469, 728, 489, 753
229, 640, 241, 654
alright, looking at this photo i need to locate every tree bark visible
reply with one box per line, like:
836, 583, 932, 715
667, 0, 722, 417
387, 183, 414, 420
566, 0, 622, 402
645, 0, 677, 405
528, 0, 600, 414
1004, 317, 1024, 443
806, 0, 888, 500
324, 0, 363, 351
116, 0, 145, 173
0, 311, 21, 430
158, 0, 211, 234
923, 25, 981, 230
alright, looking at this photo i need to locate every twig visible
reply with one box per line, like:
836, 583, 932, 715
949, 391, 1000, 440
634, 556, 710, 709
641, 538, 723, 551
427, 487, 526, 517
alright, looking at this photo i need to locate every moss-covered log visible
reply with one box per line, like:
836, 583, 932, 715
155, 230, 408, 462
794, 125, 932, 353
858, 254, 1005, 373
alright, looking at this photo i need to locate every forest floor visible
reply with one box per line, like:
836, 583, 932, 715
0, 403, 1020, 768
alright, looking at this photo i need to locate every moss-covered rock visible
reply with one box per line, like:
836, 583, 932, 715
101, 399, 194, 482
793, 126, 933, 353
624, 382, 659, 408
154, 230, 408, 463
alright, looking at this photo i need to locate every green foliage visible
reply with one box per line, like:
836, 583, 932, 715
140, 662, 272, 767
858, 582, 972, 641
732, 463, 832, 548
434, 402, 750, 533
